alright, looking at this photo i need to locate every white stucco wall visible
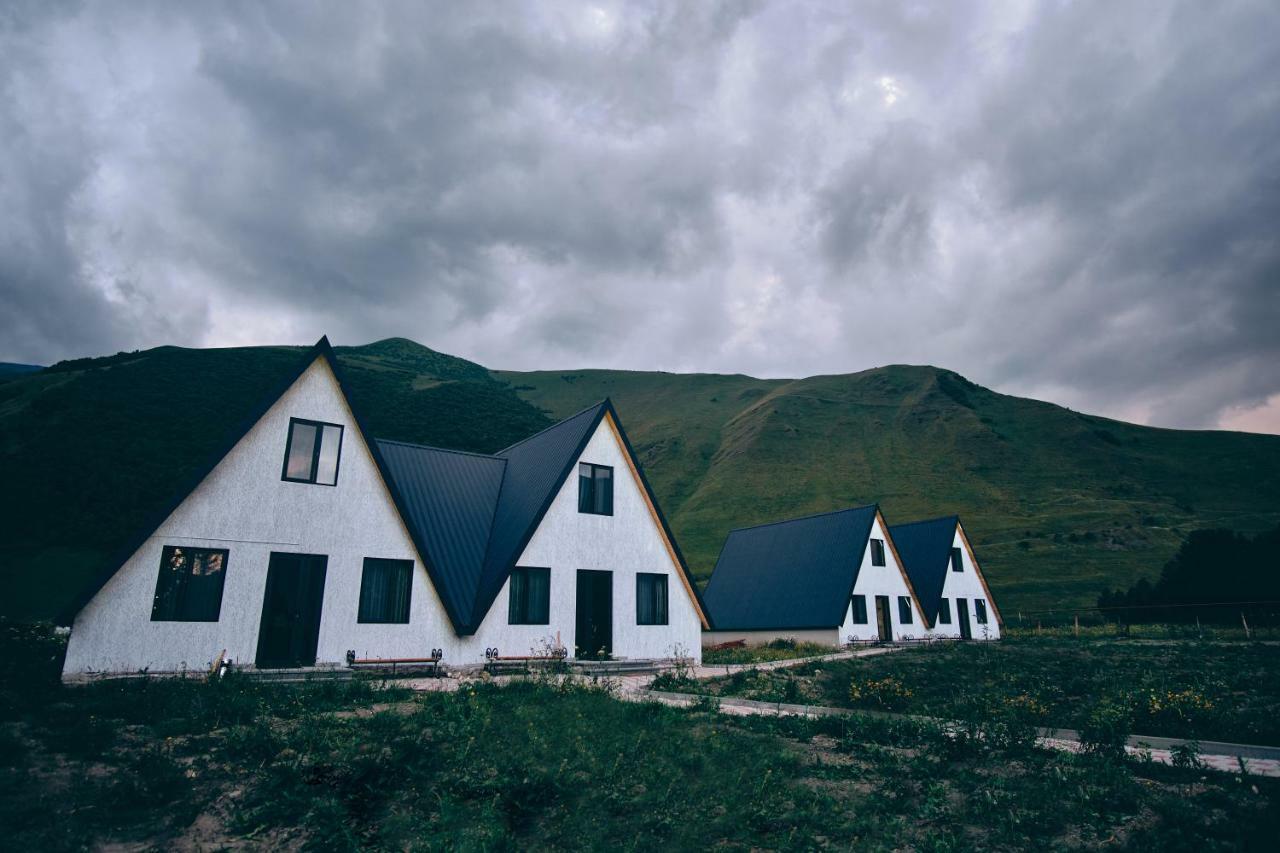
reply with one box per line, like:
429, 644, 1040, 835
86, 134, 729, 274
837, 515, 927, 643
63, 360, 704, 678
462, 416, 704, 664
924, 525, 1002, 640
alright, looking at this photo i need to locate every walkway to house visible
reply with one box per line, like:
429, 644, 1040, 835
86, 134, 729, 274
399, 646, 1280, 778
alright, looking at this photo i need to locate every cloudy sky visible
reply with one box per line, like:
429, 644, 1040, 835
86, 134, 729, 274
3, 2, 1278, 433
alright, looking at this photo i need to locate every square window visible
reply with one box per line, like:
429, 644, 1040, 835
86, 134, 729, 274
636, 573, 668, 625
577, 463, 613, 515
938, 598, 952, 624
151, 546, 229, 622
975, 599, 988, 624
852, 594, 868, 624
950, 547, 964, 572
358, 558, 413, 623
898, 595, 913, 624
509, 566, 551, 624
282, 418, 344, 485
869, 538, 886, 567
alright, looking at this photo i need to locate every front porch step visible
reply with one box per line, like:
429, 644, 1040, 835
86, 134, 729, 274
569, 659, 663, 676
241, 667, 355, 683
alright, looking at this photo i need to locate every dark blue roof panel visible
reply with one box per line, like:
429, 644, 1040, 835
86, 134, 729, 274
703, 506, 878, 630
888, 516, 959, 625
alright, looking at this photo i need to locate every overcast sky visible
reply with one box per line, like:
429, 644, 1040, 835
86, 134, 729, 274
3, 2, 1278, 433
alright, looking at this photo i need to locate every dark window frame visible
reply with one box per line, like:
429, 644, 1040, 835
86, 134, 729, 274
975, 599, 988, 624
357, 558, 413, 624
151, 545, 229, 622
950, 546, 964, 572
281, 417, 345, 486
577, 462, 614, 516
938, 598, 952, 624
897, 595, 913, 624
851, 594, 868, 624
636, 573, 669, 625
869, 538, 886, 567
508, 566, 551, 625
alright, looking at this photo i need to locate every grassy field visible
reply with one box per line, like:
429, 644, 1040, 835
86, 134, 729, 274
3, 625, 1279, 850
499, 365, 1280, 613
699, 637, 1280, 747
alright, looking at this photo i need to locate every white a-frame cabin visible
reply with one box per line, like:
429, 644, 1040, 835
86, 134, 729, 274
61, 338, 708, 680
889, 516, 1002, 640
701, 505, 928, 647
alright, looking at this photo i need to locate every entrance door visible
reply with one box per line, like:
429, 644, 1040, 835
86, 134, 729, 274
256, 552, 328, 668
957, 597, 972, 640
875, 595, 892, 642
575, 570, 613, 660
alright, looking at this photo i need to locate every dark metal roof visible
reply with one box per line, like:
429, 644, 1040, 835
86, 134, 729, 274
889, 516, 959, 625
702, 505, 878, 630
373, 441, 507, 629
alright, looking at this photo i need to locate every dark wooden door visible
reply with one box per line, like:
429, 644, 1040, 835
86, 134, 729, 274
575, 570, 613, 660
957, 597, 972, 640
256, 552, 328, 668
875, 595, 892, 642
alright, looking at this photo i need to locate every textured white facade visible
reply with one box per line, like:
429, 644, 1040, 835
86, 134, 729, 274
838, 514, 927, 643
62, 356, 703, 679
923, 525, 1002, 640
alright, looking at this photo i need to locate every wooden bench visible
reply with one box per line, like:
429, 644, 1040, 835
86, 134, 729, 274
345, 649, 444, 677
483, 646, 568, 674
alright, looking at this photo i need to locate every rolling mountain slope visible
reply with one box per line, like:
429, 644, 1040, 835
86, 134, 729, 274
496, 366, 1280, 615
0, 339, 551, 620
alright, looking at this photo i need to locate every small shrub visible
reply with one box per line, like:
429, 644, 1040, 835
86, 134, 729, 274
1144, 687, 1216, 731
848, 676, 913, 711
1170, 740, 1203, 770
1078, 697, 1133, 760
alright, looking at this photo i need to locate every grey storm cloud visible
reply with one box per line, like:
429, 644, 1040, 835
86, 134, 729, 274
1, 0, 1278, 432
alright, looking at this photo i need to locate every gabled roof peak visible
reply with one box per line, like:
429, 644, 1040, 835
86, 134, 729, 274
727, 503, 879, 535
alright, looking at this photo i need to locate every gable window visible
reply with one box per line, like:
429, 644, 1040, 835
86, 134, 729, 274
851, 594, 868, 624
938, 598, 952, 624
950, 547, 964, 572
898, 595, 913, 624
509, 566, 551, 624
283, 418, 344, 485
636, 573, 668, 625
358, 558, 413, 624
975, 599, 988, 624
151, 546, 228, 622
577, 463, 614, 515
869, 538, 886, 567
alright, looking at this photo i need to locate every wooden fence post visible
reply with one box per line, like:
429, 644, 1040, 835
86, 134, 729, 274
1242, 611, 1252, 640
1074, 614, 1080, 638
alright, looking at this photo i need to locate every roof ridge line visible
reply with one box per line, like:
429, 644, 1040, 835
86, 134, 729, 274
889, 515, 959, 530
374, 437, 505, 461
497, 399, 607, 454
728, 503, 878, 535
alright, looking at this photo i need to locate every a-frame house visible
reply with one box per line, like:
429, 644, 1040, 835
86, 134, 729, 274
61, 338, 707, 679
890, 516, 1002, 640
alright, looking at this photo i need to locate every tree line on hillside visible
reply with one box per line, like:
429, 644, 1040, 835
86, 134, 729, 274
1098, 525, 1280, 624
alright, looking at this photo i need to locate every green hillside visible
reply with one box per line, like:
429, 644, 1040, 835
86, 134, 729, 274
496, 366, 1280, 617
3, 337, 1277, 622
0, 339, 550, 621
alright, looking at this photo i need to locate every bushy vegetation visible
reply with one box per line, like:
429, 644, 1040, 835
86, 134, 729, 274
703, 637, 1280, 746
702, 637, 835, 665
1099, 525, 1280, 624
3, 625, 1278, 850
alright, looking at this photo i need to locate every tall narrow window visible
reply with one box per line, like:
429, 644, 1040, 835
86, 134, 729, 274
938, 598, 952, 624
851, 594, 868, 624
358, 558, 413, 624
577, 463, 614, 515
950, 547, 963, 572
869, 538, 886, 566
975, 599, 988, 624
282, 418, 344, 485
509, 566, 551, 624
897, 595, 913, 624
152, 546, 229, 622
636, 573, 668, 625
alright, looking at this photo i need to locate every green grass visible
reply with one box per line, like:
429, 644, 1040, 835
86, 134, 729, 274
498, 364, 1280, 614
2, 627, 1277, 849
702, 637, 1280, 746
702, 638, 837, 665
